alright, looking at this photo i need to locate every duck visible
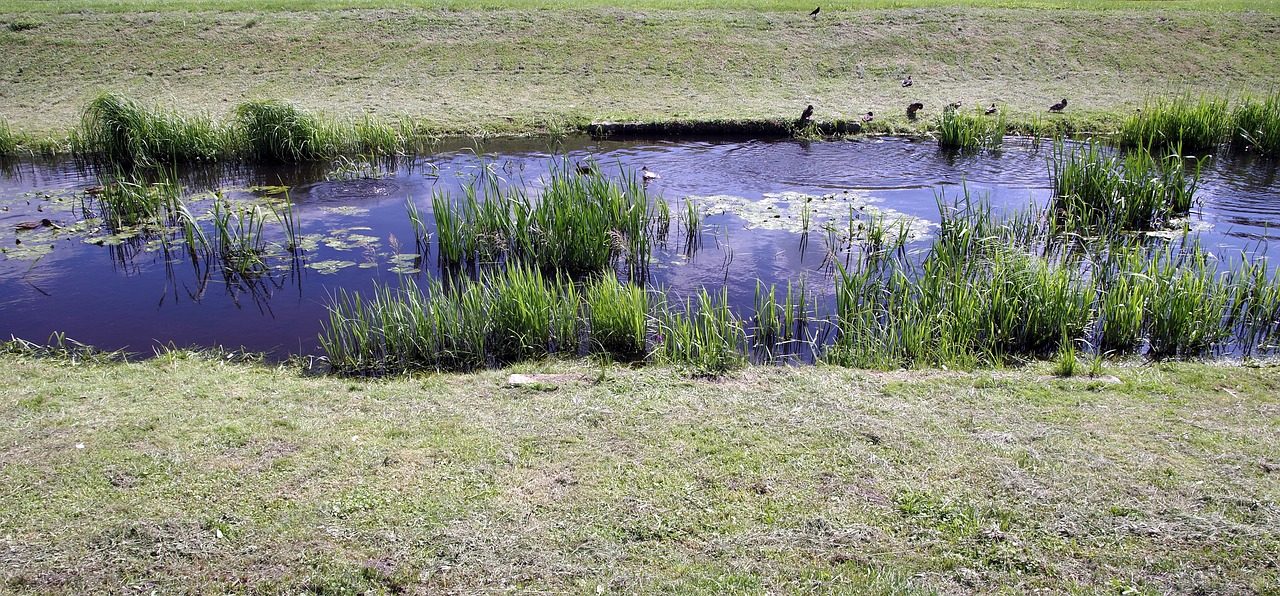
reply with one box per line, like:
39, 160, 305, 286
943, 101, 963, 112
906, 102, 924, 119
800, 104, 814, 122
901, 75, 913, 88
1049, 98, 1068, 113
575, 161, 596, 175
641, 166, 661, 181
984, 103, 998, 115
861, 111, 874, 123
809, 6, 820, 16
15, 218, 60, 231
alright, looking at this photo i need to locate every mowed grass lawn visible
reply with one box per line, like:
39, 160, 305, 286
1, 351, 1277, 593
1, 1, 1278, 135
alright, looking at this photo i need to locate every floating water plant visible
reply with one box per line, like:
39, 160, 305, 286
1119, 94, 1231, 152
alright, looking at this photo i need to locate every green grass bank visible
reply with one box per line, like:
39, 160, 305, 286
2, 5, 1278, 138
1, 350, 1277, 593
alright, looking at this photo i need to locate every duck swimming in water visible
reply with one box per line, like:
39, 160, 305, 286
15, 218, 59, 231
641, 166, 660, 181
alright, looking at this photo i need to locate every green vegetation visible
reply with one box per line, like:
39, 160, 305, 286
935, 108, 1004, 150
78, 93, 232, 166
1049, 141, 1200, 234
585, 271, 649, 359
80, 168, 184, 232
1119, 94, 1232, 153
1, 350, 1276, 593
1231, 90, 1280, 156
2, 8, 1278, 141
431, 166, 665, 275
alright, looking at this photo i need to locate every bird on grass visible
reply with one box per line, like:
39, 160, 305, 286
800, 104, 815, 122
943, 101, 963, 112
641, 166, 660, 181
901, 75, 913, 88
15, 218, 59, 231
1049, 98, 1068, 113
809, 6, 820, 16
984, 103, 998, 115
906, 102, 924, 120
861, 112, 875, 123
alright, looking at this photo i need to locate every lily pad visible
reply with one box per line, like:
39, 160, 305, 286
685, 191, 934, 241
319, 206, 369, 216
248, 185, 291, 196
307, 260, 357, 274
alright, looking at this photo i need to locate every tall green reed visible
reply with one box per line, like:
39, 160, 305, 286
235, 100, 342, 163
1230, 91, 1280, 156
1119, 94, 1230, 152
1050, 141, 1200, 233
936, 108, 1005, 149
655, 288, 746, 375
79, 93, 231, 166
585, 271, 649, 358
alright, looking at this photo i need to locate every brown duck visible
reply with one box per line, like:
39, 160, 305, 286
15, 218, 60, 231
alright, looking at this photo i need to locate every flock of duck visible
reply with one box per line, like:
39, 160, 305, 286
798, 73, 1068, 125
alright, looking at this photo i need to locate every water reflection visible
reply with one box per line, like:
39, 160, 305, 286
1, 136, 1277, 358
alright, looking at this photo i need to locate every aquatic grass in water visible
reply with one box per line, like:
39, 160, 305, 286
1230, 91, 1280, 156
1050, 141, 1200, 233
1119, 95, 1231, 152
80, 93, 232, 166
935, 108, 1005, 149
0, 119, 17, 156
82, 168, 184, 232
655, 288, 747, 375
585, 271, 648, 359
433, 165, 666, 274
235, 100, 341, 163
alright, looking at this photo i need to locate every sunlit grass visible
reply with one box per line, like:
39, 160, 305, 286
1119, 94, 1231, 153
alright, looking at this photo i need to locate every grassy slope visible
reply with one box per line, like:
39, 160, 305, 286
1, 6, 1278, 135
1, 352, 1277, 594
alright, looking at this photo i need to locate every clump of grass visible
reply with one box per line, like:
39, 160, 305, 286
935, 108, 1004, 149
433, 164, 665, 275
82, 168, 183, 232
585, 271, 649, 359
1119, 94, 1231, 152
0, 119, 18, 156
1049, 141, 1201, 233
655, 288, 746, 375
79, 92, 230, 166
1230, 91, 1280, 156
235, 100, 341, 163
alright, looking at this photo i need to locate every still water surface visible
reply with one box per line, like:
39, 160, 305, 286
1, 136, 1277, 358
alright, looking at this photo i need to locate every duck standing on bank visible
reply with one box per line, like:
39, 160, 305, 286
1049, 98, 1068, 113
799, 104, 815, 123
906, 102, 924, 120
984, 103, 998, 115
901, 75, 913, 88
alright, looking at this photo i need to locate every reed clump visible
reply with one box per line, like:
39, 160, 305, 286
81, 168, 183, 232
79, 93, 232, 166
935, 108, 1005, 149
433, 165, 666, 275
0, 119, 17, 157
235, 100, 343, 163
586, 271, 648, 359
1230, 90, 1280, 156
1050, 141, 1200, 234
1119, 95, 1231, 152
655, 288, 747, 375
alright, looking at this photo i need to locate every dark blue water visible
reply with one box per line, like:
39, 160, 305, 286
1, 136, 1277, 358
